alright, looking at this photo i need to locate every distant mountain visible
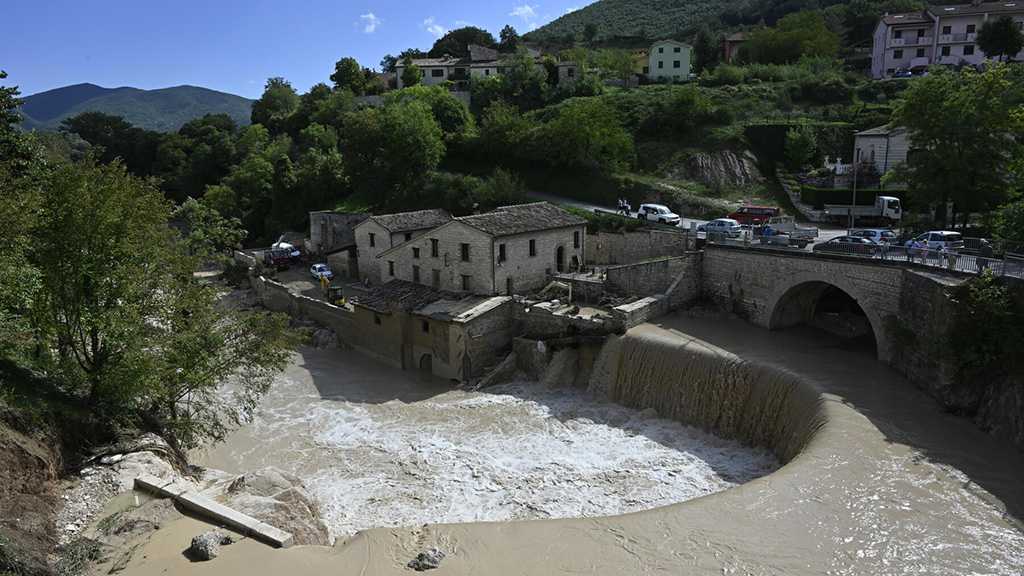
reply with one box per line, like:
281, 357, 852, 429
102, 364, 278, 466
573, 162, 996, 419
19, 83, 253, 132
524, 0, 728, 44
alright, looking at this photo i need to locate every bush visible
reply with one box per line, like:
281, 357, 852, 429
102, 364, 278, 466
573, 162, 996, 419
699, 65, 745, 87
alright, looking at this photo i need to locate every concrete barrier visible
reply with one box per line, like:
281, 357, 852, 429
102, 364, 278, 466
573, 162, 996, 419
134, 474, 294, 548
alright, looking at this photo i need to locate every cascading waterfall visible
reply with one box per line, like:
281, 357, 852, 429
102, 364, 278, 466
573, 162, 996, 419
589, 326, 827, 463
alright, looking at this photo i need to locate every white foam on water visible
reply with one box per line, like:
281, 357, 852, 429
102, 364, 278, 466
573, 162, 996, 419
210, 371, 779, 539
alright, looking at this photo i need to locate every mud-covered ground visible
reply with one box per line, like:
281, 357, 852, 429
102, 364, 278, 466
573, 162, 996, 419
0, 419, 59, 575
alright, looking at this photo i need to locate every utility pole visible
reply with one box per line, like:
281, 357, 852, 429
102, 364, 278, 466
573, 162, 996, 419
850, 146, 860, 231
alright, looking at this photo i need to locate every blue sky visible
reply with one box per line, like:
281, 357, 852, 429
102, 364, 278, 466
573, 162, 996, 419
6, 0, 593, 99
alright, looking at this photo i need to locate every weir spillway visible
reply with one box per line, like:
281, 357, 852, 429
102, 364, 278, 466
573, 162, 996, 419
185, 314, 1024, 575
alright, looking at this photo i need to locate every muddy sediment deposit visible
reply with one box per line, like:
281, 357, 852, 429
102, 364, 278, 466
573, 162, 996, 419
118, 315, 1024, 575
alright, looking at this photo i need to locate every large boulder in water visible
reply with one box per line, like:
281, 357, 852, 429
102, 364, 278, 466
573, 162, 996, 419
216, 468, 330, 546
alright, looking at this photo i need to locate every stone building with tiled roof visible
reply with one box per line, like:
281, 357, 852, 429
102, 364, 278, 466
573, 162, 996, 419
394, 44, 578, 90
375, 202, 586, 296
354, 208, 452, 284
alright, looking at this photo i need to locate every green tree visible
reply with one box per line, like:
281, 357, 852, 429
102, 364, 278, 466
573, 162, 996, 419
478, 101, 538, 162
889, 64, 1024, 226
977, 16, 1024, 62
584, 23, 599, 43
743, 12, 840, 64
429, 26, 497, 58
400, 56, 422, 88
339, 101, 444, 200
380, 54, 399, 73
784, 125, 817, 170
172, 197, 245, 261
500, 25, 520, 52
60, 111, 162, 176
994, 199, 1024, 248
535, 99, 634, 172
597, 49, 636, 87
693, 26, 720, 73
330, 57, 366, 94
385, 85, 476, 142
250, 77, 299, 135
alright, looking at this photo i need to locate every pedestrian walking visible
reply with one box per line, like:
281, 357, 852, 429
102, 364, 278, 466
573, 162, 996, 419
978, 239, 993, 274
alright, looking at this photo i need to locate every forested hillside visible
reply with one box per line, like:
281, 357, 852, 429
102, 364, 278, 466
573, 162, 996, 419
20, 84, 252, 132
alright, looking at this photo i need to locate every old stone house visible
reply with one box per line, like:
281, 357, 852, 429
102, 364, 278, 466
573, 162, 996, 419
308, 211, 369, 279
395, 44, 578, 91
348, 279, 513, 381
374, 202, 587, 296
354, 208, 452, 285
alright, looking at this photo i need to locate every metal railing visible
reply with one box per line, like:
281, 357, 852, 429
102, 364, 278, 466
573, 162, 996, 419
706, 236, 1024, 279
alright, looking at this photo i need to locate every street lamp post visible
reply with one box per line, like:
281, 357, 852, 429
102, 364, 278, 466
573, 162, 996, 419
850, 147, 860, 231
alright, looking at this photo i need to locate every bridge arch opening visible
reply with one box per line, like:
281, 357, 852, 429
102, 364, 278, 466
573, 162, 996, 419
769, 281, 878, 356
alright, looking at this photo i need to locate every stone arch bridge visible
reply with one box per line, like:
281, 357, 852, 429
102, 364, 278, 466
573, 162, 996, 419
700, 245, 958, 364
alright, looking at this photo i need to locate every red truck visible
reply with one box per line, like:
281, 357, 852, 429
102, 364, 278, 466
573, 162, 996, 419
728, 205, 780, 226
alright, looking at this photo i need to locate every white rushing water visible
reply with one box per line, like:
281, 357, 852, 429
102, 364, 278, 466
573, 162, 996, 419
198, 349, 778, 539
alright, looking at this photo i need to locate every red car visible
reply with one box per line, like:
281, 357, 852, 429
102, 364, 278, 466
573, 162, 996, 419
728, 205, 780, 226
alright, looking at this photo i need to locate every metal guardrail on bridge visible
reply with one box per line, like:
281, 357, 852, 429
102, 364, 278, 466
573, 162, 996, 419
705, 234, 1024, 279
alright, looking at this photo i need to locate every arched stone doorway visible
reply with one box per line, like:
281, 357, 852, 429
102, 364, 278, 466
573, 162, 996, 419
769, 281, 879, 357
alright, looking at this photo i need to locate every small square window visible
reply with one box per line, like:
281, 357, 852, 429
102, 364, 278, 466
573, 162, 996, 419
916, 48, 925, 57
421, 320, 430, 333
658, 61, 664, 69
964, 44, 975, 55
498, 243, 507, 262
431, 69, 444, 78
567, 68, 575, 77
658, 47, 664, 53
674, 46, 680, 53
941, 46, 950, 56
917, 29, 925, 37
431, 238, 439, 257
942, 25, 951, 34
368, 232, 375, 247
405, 233, 412, 242
388, 261, 395, 276
894, 49, 904, 59
573, 231, 580, 249
966, 24, 976, 33
894, 30, 903, 39
529, 239, 536, 257
460, 243, 470, 262
673, 60, 681, 68
413, 247, 420, 259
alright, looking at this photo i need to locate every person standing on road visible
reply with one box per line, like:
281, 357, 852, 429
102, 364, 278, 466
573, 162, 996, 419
979, 239, 993, 274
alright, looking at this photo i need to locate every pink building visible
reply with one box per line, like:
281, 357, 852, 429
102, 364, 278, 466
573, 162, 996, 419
871, 1, 1024, 78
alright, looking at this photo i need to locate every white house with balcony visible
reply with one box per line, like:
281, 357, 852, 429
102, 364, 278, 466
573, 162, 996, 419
871, 1, 1024, 78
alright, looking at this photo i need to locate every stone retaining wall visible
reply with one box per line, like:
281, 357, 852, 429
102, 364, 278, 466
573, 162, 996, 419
586, 229, 693, 265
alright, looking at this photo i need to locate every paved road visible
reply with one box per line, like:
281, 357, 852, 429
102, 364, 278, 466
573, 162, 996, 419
527, 191, 849, 246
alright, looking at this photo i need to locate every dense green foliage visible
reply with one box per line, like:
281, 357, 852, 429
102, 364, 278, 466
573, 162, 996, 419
889, 64, 1024, 227
428, 26, 497, 58
20, 83, 252, 132
1, 73, 292, 454
739, 12, 840, 64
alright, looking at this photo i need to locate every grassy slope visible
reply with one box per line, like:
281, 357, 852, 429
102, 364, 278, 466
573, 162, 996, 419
21, 85, 253, 132
525, 0, 735, 43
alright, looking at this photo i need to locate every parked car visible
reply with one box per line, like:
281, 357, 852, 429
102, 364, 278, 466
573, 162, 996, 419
728, 205, 780, 226
849, 229, 898, 244
636, 204, 681, 226
904, 231, 964, 251
310, 263, 333, 281
813, 236, 879, 256
698, 218, 742, 237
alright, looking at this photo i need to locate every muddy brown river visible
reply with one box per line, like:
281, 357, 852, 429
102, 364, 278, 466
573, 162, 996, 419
151, 312, 1024, 576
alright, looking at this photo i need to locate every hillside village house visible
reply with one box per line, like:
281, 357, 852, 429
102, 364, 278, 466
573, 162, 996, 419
722, 32, 749, 63
375, 202, 587, 296
395, 44, 578, 90
854, 125, 911, 179
354, 208, 452, 285
871, 1, 1024, 78
647, 39, 692, 82
308, 211, 369, 279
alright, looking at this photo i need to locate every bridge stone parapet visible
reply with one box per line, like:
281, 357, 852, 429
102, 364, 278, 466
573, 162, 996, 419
701, 245, 907, 363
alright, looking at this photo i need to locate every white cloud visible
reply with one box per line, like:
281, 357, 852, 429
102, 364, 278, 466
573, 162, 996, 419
565, 6, 580, 14
359, 12, 380, 34
454, 20, 474, 27
510, 4, 538, 22
423, 16, 447, 38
